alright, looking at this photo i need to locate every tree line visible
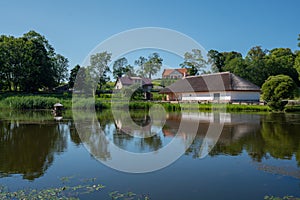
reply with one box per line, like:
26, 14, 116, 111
1, 30, 299, 96
0, 31, 69, 92
208, 45, 300, 87
68, 52, 164, 91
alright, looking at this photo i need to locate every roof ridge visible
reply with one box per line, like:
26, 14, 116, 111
185, 72, 230, 79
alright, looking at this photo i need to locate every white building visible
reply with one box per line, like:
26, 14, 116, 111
159, 72, 261, 102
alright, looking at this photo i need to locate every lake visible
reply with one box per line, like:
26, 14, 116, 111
0, 110, 300, 199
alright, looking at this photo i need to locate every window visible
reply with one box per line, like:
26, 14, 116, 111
213, 93, 220, 100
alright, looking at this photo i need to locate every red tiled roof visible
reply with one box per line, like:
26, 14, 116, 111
176, 68, 188, 75
162, 68, 188, 76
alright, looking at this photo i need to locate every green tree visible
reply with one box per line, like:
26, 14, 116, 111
261, 75, 297, 111
73, 67, 89, 94
265, 48, 299, 86
244, 46, 268, 86
224, 57, 246, 74
88, 51, 111, 91
135, 53, 163, 78
19, 38, 53, 92
53, 54, 69, 85
68, 65, 80, 88
135, 56, 147, 77
222, 51, 243, 70
294, 51, 300, 81
0, 35, 14, 90
180, 49, 206, 75
123, 64, 136, 76
23, 30, 55, 57
145, 53, 163, 79
112, 57, 128, 79
0, 31, 68, 92
207, 49, 225, 72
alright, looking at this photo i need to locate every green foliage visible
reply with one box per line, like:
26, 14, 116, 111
262, 75, 297, 111
284, 105, 300, 112
68, 65, 80, 88
207, 49, 225, 72
264, 195, 300, 200
207, 46, 300, 87
294, 51, 300, 81
180, 49, 207, 75
0, 31, 69, 92
160, 78, 177, 87
112, 57, 135, 78
0, 175, 105, 200
72, 98, 110, 110
2, 96, 60, 109
87, 51, 111, 91
135, 53, 163, 79
152, 92, 163, 101
53, 54, 69, 85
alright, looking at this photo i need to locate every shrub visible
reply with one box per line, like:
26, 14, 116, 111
262, 75, 297, 111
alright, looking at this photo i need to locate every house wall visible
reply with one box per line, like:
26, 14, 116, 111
181, 92, 230, 101
115, 81, 123, 89
178, 91, 260, 102
229, 91, 260, 101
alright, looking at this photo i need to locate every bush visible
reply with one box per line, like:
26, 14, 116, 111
262, 75, 297, 111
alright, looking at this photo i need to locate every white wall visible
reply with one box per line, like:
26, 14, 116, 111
115, 81, 123, 89
181, 92, 230, 101
180, 91, 260, 101
229, 91, 260, 101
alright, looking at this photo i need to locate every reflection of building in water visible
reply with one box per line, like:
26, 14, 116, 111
114, 114, 152, 137
163, 112, 261, 157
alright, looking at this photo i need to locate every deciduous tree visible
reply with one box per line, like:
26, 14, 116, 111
180, 49, 206, 75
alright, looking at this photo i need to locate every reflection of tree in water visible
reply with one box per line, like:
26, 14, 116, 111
69, 121, 82, 146
0, 121, 67, 180
186, 113, 300, 166
112, 110, 163, 152
164, 112, 300, 166
260, 114, 300, 165
113, 128, 162, 152
76, 115, 111, 161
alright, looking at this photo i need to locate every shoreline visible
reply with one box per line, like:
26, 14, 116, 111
1, 94, 299, 113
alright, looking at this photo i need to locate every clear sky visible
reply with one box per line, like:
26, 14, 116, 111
1, 0, 300, 71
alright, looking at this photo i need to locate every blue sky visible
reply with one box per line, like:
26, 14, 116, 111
1, 0, 300, 72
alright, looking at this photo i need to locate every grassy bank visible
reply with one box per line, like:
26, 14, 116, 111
2, 94, 300, 113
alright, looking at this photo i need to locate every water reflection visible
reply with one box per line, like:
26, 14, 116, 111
0, 112, 71, 180
0, 110, 300, 179
93, 111, 300, 166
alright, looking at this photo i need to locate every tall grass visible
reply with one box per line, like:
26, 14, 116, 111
72, 98, 110, 110
2, 96, 60, 109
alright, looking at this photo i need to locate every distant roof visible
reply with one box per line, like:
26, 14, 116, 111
160, 72, 260, 93
162, 68, 188, 76
118, 76, 152, 85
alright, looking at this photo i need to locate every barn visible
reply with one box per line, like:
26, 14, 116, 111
159, 72, 261, 102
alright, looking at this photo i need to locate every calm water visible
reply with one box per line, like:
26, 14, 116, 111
0, 110, 300, 199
